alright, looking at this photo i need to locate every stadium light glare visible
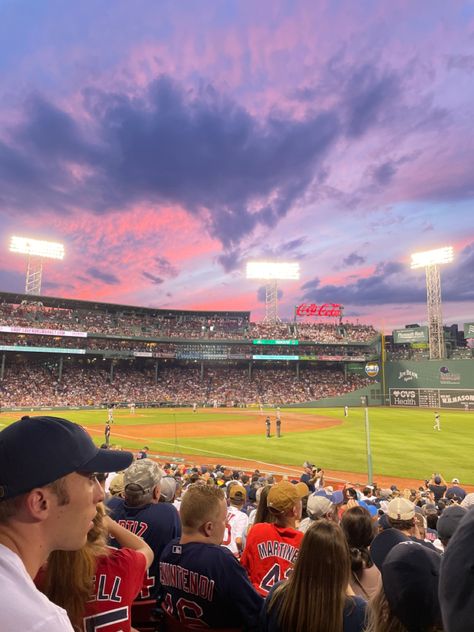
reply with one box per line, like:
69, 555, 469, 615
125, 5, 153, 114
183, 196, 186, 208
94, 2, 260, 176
410, 246, 453, 270
9, 236, 65, 295
10, 236, 65, 260
246, 261, 300, 280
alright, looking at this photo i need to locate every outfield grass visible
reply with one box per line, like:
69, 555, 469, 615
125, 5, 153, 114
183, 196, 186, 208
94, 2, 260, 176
1, 407, 473, 484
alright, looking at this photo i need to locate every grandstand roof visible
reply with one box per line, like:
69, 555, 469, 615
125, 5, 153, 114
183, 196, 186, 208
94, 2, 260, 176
0, 291, 250, 320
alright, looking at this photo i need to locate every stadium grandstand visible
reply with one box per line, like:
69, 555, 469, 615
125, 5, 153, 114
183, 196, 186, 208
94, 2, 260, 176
0, 291, 378, 409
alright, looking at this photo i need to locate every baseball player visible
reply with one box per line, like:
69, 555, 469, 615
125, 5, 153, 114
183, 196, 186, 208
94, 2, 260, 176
159, 484, 262, 629
344, 405, 349, 417
433, 412, 441, 431
241, 480, 309, 596
107, 405, 114, 424
130, 402, 136, 415
265, 416, 271, 438
192, 402, 197, 413
104, 421, 111, 447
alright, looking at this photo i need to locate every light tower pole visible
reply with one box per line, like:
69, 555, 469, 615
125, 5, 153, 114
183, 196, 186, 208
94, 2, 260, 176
9, 236, 65, 296
246, 261, 300, 324
410, 246, 453, 360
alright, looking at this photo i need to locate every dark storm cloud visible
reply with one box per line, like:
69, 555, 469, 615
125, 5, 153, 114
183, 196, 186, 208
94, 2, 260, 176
86, 267, 120, 285
142, 271, 164, 285
154, 256, 178, 277
372, 161, 397, 186
302, 244, 474, 305
217, 249, 243, 272
442, 243, 474, 302
0, 268, 26, 293
280, 237, 307, 253
343, 65, 400, 138
0, 64, 404, 255
342, 252, 366, 267
446, 54, 474, 74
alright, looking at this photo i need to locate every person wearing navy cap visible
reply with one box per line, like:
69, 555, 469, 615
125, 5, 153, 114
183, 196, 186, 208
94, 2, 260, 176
0, 415, 133, 632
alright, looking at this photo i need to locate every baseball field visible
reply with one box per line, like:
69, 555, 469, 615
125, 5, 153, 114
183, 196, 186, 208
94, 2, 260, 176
2, 406, 473, 488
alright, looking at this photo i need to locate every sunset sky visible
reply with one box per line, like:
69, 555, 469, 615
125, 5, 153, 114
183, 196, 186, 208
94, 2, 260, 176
0, 1, 473, 331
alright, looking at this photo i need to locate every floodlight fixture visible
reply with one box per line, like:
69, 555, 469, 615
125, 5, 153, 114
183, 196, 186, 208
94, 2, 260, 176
246, 261, 300, 323
246, 261, 300, 280
9, 235, 65, 295
410, 246, 453, 270
10, 236, 65, 260
409, 245, 454, 360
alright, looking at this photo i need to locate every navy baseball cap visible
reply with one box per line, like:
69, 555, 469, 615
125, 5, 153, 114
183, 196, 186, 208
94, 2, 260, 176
439, 507, 474, 632
0, 416, 133, 500
383, 541, 441, 632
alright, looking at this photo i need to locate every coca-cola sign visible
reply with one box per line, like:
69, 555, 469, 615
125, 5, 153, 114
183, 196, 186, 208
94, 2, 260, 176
296, 303, 343, 317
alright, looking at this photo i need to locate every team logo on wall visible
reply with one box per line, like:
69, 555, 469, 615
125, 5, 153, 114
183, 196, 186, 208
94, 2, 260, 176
398, 369, 418, 383
365, 363, 379, 378
439, 366, 461, 384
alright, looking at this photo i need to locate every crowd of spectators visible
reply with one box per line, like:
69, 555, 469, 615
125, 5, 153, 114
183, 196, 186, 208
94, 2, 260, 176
0, 299, 379, 343
0, 362, 371, 407
2, 410, 473, 631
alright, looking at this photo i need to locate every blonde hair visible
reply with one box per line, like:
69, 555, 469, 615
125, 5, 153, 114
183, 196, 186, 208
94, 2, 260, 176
268, 520, 350, 632
180, 484, 224, 530
40, 503, 109, 630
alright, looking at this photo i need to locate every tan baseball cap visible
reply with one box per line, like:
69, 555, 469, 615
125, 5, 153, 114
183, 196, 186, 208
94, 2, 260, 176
387, 497, 415, 520
267, 481, 309, 513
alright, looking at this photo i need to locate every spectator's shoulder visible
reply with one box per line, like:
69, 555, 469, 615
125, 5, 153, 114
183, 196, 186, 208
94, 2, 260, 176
106, 495, 125, 512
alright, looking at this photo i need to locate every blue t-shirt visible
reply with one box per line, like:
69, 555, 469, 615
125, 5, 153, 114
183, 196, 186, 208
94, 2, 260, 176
160, 539, 262, 631
261, 583, 367, 632
107, 496, 181, 600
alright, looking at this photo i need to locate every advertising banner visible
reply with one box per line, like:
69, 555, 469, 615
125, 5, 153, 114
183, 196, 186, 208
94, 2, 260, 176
0, 345, 85, 354
252, 355, 299, 361
389, 388, 420, 407
392, 327, 429, 344
0, 325, 87, 338
390, 387, 474, 409
252, 339, 298, 345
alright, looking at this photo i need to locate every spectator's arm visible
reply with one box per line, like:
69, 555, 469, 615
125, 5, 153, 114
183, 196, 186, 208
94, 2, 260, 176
105, 515, 154, 569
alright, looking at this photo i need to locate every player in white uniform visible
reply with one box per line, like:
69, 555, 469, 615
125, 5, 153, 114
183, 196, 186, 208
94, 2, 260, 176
433, 412, 441, 431
130, 402, 136, 414
192, 402, 197, 413
107, 406, 114, 423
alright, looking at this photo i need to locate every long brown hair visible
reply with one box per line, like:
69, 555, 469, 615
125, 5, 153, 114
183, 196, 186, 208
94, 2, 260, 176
268, 519, 351, 632
40, 503, 109, 631
341, 505, 376, 575
253, 485, 276, 525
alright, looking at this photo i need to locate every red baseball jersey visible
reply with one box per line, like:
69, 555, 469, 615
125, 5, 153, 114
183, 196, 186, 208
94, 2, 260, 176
240, 523, 303, 596
83, 547, 147, 632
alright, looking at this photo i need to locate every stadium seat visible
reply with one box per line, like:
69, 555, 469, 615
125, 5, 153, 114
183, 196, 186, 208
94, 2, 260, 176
160, 611, 241, 632
131, 599, 160, 631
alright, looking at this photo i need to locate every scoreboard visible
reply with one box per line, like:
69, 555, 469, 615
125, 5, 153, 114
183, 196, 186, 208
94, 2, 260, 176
390, 388, 474, 409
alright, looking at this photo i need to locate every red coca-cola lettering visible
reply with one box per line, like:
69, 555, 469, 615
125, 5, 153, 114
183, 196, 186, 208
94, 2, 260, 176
296, 303, 343, 317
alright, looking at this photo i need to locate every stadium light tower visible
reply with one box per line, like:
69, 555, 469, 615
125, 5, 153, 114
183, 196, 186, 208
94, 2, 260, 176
246, 261, 300, 323
410, 246, 453, 360
9, 236, 65, 296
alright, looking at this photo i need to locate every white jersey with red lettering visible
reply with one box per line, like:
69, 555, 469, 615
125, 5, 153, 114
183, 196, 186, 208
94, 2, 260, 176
222, 505, 248, 556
